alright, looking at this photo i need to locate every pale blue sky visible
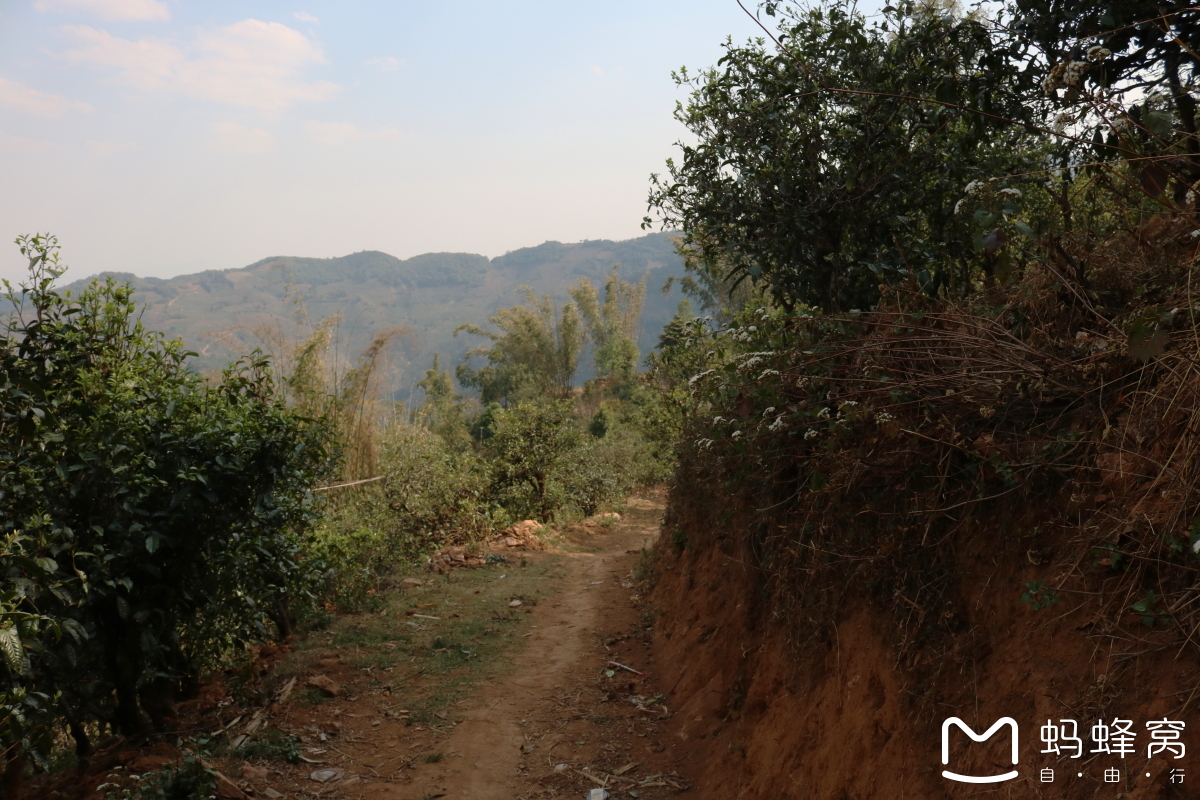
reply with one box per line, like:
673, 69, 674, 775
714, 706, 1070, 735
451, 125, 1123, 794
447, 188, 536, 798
0, 0, 780, 283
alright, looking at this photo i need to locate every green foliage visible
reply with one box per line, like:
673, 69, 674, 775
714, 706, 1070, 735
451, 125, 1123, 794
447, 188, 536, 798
413, 354, 474, 451
378, 423, 494, 542
647, 0, 1041, 310
1021, 580, 1061, 611
0, 235, 332, 765
309, 421, 493, 609
555, 437, 637, 518
456, 289, 585, 405
1013, 0, 1198, 172
670, 526, 688, 550
487, 401, 582, 522
235, 728, 302, 763
1130, 590, 1170, 628
101, 747, 217, 800
570, 267, 648, 381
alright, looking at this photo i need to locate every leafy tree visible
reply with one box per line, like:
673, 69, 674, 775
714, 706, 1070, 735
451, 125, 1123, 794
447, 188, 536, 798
1013, 0, 1200, 192
569, 267, 647, 381
663, 240, 758, 326
0, 235, 331, 773
646, 0, 1042, 310
412, 353, 472, 450
455, 289, 584, 405
486, 401, 580, 522
657, 298, 695, 351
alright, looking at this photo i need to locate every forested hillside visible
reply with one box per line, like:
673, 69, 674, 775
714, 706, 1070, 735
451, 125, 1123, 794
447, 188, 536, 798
62, 233, 684, 398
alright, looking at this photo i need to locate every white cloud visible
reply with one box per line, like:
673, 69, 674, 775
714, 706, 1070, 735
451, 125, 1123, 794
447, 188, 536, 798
34, 0, 169, 21
0, 76, 92, 117
60, 19, 340, 112
294, 11, 318, 24
211, 121, 274, 154
60, 25, 179, 89
0, 133, 60, 152
304, 120, 401, 146
367, 56, 401, 72
85, 139, 139, 155
591, 65, 604, 76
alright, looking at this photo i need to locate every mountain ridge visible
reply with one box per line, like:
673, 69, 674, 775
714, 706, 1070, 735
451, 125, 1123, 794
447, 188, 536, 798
62, 231, 686, 397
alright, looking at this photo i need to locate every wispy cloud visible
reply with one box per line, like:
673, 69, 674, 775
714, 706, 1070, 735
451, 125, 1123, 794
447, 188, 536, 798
366, 56, 402, 72
0, 133, 60, 152
0, 76, 92, 117
85, 139, 139, 155
210, 121, 274, 154
60, 19, 340, 112
304, 120, 401, 146
591, 65, 604, 76
294, 11, 319, 24
34, 0, 169, 21
60, 26, 178, 89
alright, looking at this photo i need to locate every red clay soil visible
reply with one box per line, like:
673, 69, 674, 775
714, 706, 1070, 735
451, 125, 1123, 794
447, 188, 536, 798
646, 511, 1199, 799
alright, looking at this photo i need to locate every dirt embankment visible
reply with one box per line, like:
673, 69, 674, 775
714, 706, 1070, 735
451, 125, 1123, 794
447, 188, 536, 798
645, 503, 1198, 799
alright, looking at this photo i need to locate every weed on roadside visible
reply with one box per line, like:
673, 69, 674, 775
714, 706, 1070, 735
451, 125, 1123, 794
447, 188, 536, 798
234, 728, 302, 764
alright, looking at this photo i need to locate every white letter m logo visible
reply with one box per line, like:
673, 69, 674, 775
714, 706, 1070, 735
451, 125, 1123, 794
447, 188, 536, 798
941, 717, 1019, 784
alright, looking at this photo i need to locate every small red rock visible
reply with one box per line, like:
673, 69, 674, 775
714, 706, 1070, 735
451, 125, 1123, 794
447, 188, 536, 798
306, 674, 342, 697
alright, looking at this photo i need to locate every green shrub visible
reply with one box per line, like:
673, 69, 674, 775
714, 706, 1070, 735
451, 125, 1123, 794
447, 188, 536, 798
101, 750, 217, 800
0, 235, 332, 774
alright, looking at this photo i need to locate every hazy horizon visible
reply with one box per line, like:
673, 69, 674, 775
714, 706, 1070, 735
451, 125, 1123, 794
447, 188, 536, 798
0, 0, 774, 285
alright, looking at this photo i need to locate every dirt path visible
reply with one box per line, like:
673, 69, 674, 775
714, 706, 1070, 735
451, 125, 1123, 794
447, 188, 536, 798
234, 494, 695, 800
28, 496, 695, 800
370, 494, 691, 800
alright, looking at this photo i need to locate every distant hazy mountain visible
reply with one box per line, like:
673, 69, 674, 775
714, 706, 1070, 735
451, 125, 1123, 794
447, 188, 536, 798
64, 232, 686, 400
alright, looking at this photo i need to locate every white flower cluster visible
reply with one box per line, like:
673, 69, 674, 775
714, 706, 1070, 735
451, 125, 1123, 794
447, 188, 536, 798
875, 411, 896, 425
979, 406, 996, 419
688, 369, 715, 387
955, 180, 988, 214
804, 428, 820, 440
1042, 60, 1088, 96
1086, 45, 1111, 62
816, 407, 832, 420
740, 356, 764, 371
768, 416, 786, 432
758, 369, 781, 380
997, 188, 1022, 200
